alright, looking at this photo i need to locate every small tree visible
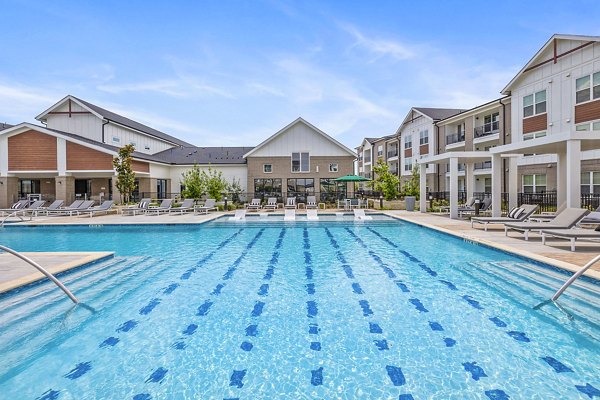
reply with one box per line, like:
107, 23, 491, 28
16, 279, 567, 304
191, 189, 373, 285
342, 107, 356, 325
113, 144, 136, 204
181, 164, 205, 200
228, 178, 243, 203
201, 166, 228, 201
371, 159, 400, 201
401, 162, 420, 199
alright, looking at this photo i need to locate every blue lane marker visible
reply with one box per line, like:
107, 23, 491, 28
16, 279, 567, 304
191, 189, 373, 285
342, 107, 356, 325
197, 300, 214, 316
309, 324, 319, 334
180, 270, 193, 280
172, 341, 185, 350
463, 362, 487, 381
507, 331, 530, 343
305, 265, 314, 279
444, 338, 456, 347
99, 337, 119, 348
240, 341, 253, 352
258, 283, 269, 296
541, 356, 573, 373
229, 370, 246, 388
183, 324, 198, 335
342, 265, 355, 278
310, 342, 322, 351
133, 394, 152, 400
263, 266, 274, 280
211, 283, 225, 296
399, 395, 415, 400
439, 280, 458, 290
359, 300, 374, 316
245, 324, 258, 337
409, 298, 428, 313
575, 383, 600, 398
352, 282, 364, 294
311, 367, 323, 386
145, 367, 168, 384
163, 283, 179, 295
36, 389, 60, 400
419, 263, 438, 277
462, 295, 484, 310
429, 321, 444, 331
386, 365, 406, 386
64, 362, 92, 380
489, 317, 507, 327
307, 301, 318, 318
139, 298, 161, 315
369, 322, 383, 334
485, 389, 510, 400
306, 283, 315, 295
395, 280, 410, 292
251, 301, 265, 317
374, 339, 389, 350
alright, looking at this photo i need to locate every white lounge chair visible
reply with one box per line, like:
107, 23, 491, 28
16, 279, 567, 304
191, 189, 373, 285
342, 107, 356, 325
285, 197, 297, 209
471, 204, 539, 231
263, 197, 278, 211
541, 225, 600, 251
169, 199, 195, 215
77, 201, 116, 217
529, 202, 567, 222
196, 199, 218, 214
37, 200, 65, 216
307, 209, 319, 221
48, 200, 94, 216
145, 199, 173, 215
504, 208, 590, 240
354, 209, 373, 220
229, 209, 246, 221
0, 200, 31, 216
306, 196, 318, 209
122, 198, 151, 216
284, 209, 296, 221
246, 198, 262, 211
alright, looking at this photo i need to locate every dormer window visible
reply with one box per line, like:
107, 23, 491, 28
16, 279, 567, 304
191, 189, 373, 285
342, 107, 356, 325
112, 136, 120, 144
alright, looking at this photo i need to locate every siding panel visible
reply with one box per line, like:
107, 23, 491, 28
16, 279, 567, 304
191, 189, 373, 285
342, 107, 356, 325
522, 114, 547, 134
66, 142, 113, 170
8, 130, 57, 170
131, 160, 150, 173
575, 100, 600, 124
419, 144, 429, 155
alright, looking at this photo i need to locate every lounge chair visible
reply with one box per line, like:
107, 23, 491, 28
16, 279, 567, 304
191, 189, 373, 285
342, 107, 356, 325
77, 201, 116, 217
0, 200, 30, 216
579, 210, 600, 225
17, 200, 46, 215
145, 199, 173, 215
354, 209, 373, 221
229, 209, 246, 221
306, 196, 318, 209
195, 199, 218, 214
460, 197, 475, 209
471, 204, 539, 231
48, 200, 94, 216
285, 197, 297, 209
263, 197, 278, 211
504, 208, 590, 240
307, 209, 319, 221
460, 198, 492, 216
529, 202, 567, 222
169, 199, 195, 215
284, 209, 296, 221
541, 225, 600, 251
37, 200, 65, 216
246, 198, 262, 211
122, 198, 151, 216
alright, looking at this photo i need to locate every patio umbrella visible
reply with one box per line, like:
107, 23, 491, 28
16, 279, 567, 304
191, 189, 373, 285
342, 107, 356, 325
334, 175, 370, 198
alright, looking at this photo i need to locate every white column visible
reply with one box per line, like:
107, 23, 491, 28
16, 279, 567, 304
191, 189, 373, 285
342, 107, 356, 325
465, 162, 474, 200
556, 150, 567, 208
509, 157, 518, 210
566, 140, 581, 208
57, 137, 67, 176
491, 154, 502, 217
419, 162, 427, 213
449, 157, 458, 219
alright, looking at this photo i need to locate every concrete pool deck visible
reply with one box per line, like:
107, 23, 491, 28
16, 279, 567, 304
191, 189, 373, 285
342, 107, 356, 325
0, 251, 114, 293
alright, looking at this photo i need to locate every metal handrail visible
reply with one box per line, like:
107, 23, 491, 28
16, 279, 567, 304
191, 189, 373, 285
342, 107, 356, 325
552, 254, 600, 301
0, 244, 79, 303
1, 210, 26, 227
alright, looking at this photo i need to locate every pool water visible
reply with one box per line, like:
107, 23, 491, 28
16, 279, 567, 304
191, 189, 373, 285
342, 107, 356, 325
0, 219, 599, 399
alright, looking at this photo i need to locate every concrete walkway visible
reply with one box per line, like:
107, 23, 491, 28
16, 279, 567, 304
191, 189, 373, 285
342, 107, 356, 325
0, 252, 113, 293
385, 210, 600, 279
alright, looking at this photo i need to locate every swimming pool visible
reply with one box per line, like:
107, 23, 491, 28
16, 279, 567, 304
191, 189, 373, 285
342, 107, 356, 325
0, 218, 598, 399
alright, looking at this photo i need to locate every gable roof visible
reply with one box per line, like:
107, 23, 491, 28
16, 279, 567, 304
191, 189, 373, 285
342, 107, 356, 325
36, 95, 194, 147
152, 146, 254, 165
0, 122, 13, 131
413, 107, 466, 121
501, 34, 600, 95
243, 117, 356, 158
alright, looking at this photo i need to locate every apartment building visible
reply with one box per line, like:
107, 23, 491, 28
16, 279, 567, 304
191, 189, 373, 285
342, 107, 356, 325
356, 135, 399, 182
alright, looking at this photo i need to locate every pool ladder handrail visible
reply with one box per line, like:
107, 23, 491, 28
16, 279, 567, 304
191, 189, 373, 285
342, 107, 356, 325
0, 244, 79, 304
0, 210, 27, 227
552, 253, 600, 301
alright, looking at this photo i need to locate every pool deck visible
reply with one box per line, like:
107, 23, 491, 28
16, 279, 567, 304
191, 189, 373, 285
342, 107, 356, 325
385, 210, 600, 280
0, 251, 114, 293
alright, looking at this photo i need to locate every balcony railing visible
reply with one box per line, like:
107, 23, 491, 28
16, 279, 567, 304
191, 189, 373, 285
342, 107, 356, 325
446, 164, 465, 172
474, 161, 492, 170
387, 149, 398, 158
474, 123, 499, 138
446, 132, 465, 145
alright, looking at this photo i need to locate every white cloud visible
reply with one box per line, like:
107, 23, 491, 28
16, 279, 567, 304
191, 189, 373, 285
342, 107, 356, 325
245, 82, 285, 97
0, 82, 59, 123
339, 22, 415, 62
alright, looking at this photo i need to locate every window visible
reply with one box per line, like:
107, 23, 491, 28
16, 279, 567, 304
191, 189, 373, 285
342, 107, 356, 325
576, 120, 600, 131
263, 164, 272, 173
523, 90, 546, 117
320, 178, 346, 202
404, 157, 413, 172
581, 172, 600, 194
419, 130, 429, 145
363, 149, 371, 163
291, 152, 310, 172
329, 163, 338, 172
404, 135, 412, 149
112, 136, 121, 144
523, 174, 546, 193
377, 145, 383, 156
254, 178, 282, 196
484, 178, 492, 193
523, 131, 547, 141
483, 112, 500, 133
144, 145, 151, 150
156, 179, 168, 199
287, 178, 314, 202
18, 179, 40, 198
576, 72, 600, 104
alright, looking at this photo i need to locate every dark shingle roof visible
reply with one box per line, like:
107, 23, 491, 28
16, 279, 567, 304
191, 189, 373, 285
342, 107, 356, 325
413, 107, 466, 121
152, 146, 254, 165
0, 122, 14, 131
71, 96, 194, 147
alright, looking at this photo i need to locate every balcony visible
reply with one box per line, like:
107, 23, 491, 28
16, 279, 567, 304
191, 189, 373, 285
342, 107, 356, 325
387, 149, 398, 158
364, 172, 372, 179
474, 161, 492, 170
446, 132, 465, 145
474, 123, 499, 138
446, 164, 465, 172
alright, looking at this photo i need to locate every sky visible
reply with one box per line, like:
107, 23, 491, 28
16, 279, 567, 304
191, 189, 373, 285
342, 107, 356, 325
1, 0, 600, 149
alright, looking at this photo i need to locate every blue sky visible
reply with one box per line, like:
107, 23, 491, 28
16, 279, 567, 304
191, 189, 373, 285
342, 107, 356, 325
1, 0, 600, 148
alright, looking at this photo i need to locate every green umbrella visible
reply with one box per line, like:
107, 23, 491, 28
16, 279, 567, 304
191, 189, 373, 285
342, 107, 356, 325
333, 175, 370, 182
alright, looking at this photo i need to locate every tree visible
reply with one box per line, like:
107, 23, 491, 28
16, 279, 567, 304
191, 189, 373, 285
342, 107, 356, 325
180, 164, 205, 200
201, 166, 228, 201
371, 159, 400, 201
401, 162, 420, 199
228, 178, 243, 203
113, 144, 136, 204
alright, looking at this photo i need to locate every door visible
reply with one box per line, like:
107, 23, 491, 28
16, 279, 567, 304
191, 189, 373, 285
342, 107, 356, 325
74, 179, 92, 200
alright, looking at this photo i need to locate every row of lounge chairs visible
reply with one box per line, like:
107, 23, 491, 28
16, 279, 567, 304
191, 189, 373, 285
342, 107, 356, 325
229, 208, 371, 221
246, 197, 319, 211
0, 199, 117, 218
122, 198, 219, 216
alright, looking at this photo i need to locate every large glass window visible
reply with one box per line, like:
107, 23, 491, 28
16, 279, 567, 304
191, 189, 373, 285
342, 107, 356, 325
523, 90, 546, 117
404, 135, 412, 149
404, 157, 413, 172
483, 112, 500, 133
18, 179, 40, 198
576, 72, 600, 104
254, 178, 283, 201
581, 172, 600, 194
419, 130, 429, 145
292, 152, 310, 172
156, 179, 168, 199
320, 178, 346, 202
287, 178, 314, 202
523, 174, 546, 193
